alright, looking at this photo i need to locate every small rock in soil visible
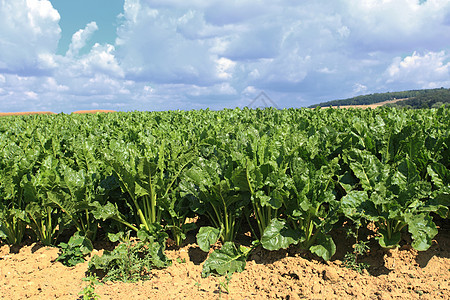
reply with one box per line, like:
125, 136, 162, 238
322, 268, 340, 283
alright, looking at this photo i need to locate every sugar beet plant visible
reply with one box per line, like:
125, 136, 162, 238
0, 107, 448, 279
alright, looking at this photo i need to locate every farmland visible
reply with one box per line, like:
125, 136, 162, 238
0, 107, 449, 298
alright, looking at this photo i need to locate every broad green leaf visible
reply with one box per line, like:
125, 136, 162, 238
230, 167, 250, 191
91, 201, 119, 220
397, 159, 420, 186
405, 213, 438, 251
427, 163, 449, 189
340, 190, 368, 221
197, 226, 221, 252
137, 224, 168, 244
201, 242, 248, 277
107, 232, 125, 243
345, 149, 386, 191
309, 232, 336, 261
261, 218, 302, 251
430, 186, 450, 218
338, 171, 357, 192
68, 231, 93, 255
183, 167, 211, 191
377, 229, 401, 249
398, 181, 431, 207
147, 238, 172, 269
254, 191, 282, 210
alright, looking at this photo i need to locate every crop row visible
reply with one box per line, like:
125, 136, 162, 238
0, 107, 448, 277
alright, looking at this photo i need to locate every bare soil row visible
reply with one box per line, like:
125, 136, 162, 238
1, 226, 448, 300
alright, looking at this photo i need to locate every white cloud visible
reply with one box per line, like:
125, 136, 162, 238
0, 0, 60, 72
116, 4, 221, 85
37, 53, 58, 69
2, 0, 450, 113
42, 77, 69, 92
81, 74, 130, 96
187, 82, 237, 97
215, 57, 236, 80
25, 91, 38, 99
66, 22, 99, 57
203, 1, 271, 26
64, 43, 124, 78
344, 0, 450, 52
353, 83, 368, 95
79, 0, 450, 109
386, 51, 450, 88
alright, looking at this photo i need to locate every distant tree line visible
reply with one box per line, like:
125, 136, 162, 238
309, 88, 450, 108
383, 88, 450, 109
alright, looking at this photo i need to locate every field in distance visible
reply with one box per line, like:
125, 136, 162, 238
0, 110, 115, 116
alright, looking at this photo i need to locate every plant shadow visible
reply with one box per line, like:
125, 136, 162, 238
188, 246, 208, 265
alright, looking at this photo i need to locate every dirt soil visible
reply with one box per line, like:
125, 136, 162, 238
0, 225, 449, 300
72, 110, 116, 114
329, 98, 407, 109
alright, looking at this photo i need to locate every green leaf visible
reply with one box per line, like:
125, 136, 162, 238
427, 163, 449, 189
397, 159, 420, 186
405, 213, 438, 251
68, 231, 94, 255
340, 191, 368, 221
261, 218, 302, 251
137, 224, 168, 244
254, 191, 282, 210
201, 242, 248, 277
345, 149, 386, 191
92, 201, 119, 220
181, 222, 197, 234
88, 238, 171, 282
338, 171, 358, 192
309, 232, 336, 261
430, 186, 450, 218
146, 237, 172, 269
57, 232, 93, 266
107, 232, 125, 243
397, 181, 431, 207
196, 226, 221, 252
183, 164, 213, 190
230, 167, 250, 192
377, 229, 401, 249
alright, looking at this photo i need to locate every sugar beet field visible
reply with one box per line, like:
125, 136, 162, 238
0, 107, 449, 299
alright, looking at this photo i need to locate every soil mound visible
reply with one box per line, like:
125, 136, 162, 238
0, 230, 448, 299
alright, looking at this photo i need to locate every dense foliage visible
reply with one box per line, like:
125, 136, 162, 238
0, 107, 448, 278
384, 88, 450, 109
309, 88, 450, 108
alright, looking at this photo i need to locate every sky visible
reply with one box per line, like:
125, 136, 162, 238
0, 0, 450, 113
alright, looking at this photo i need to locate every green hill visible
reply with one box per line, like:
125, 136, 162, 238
309, 88, 450, 109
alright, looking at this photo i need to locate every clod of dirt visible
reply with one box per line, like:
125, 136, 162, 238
322, 268, 340, 283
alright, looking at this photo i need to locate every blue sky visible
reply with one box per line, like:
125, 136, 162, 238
1, 0, 450, 113
50, 0, 124, 56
